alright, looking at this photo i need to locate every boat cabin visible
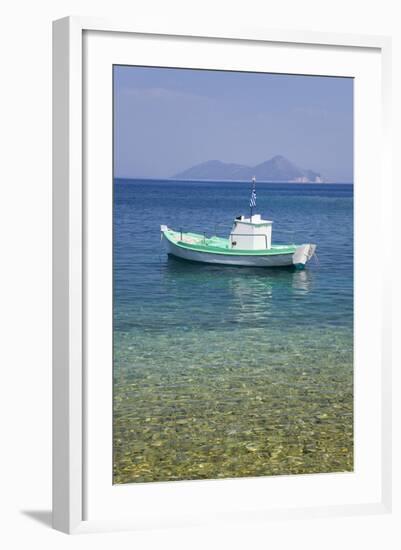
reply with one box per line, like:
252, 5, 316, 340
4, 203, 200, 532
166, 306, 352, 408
230, 214, 273, 250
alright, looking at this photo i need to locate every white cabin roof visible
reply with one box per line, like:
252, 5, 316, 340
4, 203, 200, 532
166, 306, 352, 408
235, 214, 273, 226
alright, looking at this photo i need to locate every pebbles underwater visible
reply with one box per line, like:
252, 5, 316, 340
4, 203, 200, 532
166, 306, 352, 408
113, 325, 353, 483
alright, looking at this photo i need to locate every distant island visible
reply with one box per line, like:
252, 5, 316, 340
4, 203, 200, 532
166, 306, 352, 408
173, 155, 324, 183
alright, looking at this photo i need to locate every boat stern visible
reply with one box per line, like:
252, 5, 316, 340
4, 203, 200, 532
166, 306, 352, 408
292, 244, 316, 268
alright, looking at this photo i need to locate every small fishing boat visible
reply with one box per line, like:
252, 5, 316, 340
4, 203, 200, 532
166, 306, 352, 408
161, 178, 316, 268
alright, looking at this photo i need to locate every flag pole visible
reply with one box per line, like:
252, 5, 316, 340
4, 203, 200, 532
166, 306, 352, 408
250, 176, 256, 220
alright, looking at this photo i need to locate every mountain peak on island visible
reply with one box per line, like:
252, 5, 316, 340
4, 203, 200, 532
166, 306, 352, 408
174, 155, 324, 183
271, 154, 286, 161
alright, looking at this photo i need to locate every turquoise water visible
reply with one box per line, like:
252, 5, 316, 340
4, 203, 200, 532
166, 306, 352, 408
113, 180, 353, 483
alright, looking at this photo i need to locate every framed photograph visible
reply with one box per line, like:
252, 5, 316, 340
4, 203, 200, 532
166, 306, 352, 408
52, 17, 392, 533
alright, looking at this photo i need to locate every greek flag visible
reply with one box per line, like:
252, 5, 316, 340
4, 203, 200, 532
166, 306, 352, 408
250, 186, 256, 208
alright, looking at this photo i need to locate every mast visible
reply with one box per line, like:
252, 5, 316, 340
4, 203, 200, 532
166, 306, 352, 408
249, 176, 256, 220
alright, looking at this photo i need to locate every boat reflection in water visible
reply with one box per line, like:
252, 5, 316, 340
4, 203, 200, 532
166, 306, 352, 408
162, 255, 314, 327
291, 267, 314, 293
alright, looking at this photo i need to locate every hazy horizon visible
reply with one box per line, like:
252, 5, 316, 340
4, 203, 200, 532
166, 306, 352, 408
114, 66, 353, 182
114, 175, 354, 183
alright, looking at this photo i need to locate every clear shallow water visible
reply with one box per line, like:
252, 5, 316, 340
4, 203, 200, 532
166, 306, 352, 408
113, 179, 353, 483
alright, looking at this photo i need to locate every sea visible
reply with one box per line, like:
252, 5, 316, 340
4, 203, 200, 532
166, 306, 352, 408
113, 179, 353, 483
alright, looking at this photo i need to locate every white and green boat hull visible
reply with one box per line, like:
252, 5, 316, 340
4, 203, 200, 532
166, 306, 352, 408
161, 227, 316, 268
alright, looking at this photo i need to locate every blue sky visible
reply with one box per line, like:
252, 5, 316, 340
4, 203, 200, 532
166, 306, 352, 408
114, 66, 353, 182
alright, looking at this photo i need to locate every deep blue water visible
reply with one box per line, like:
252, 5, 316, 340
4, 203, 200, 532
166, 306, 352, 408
113, 179, 353, 483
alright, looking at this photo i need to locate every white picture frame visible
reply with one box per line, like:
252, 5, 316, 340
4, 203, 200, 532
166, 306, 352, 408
52, 16, 392, 534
